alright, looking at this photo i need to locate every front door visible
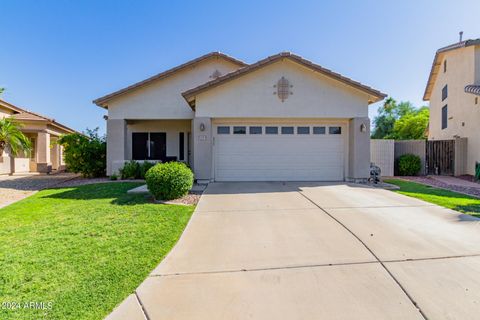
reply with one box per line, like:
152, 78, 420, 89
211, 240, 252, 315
150, 133, 166, 161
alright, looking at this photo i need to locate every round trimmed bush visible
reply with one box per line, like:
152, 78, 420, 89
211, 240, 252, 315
145, 162, 194, 200
397, 154, 422, 176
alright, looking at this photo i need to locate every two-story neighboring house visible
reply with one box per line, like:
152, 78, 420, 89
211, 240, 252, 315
424, 38, 480, 176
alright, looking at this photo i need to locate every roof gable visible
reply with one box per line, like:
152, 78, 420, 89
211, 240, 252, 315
423, 39, 480, 101
93, 52, 247, 108
182, 52, 386, 108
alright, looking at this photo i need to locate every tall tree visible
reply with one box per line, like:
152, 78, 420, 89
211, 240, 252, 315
371, 98, 429, 140
0, 118, 32, 156
390, 107, 429, 140
371, 97, 397, 139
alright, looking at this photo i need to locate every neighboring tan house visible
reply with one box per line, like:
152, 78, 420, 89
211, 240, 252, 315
94, 52, 386, 182
0, 99, 76, 175
424, 38, 480, 176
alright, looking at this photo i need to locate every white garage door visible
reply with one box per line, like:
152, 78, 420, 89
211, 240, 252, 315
214, 124, 345, 181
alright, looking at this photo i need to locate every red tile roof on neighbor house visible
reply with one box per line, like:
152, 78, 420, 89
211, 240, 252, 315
182, 52, 387, 108
93, 52, 247, 108
423, 38, 480, 101
0, 99, 77, 134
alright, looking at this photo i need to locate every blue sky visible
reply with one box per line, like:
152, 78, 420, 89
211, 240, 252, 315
1, 0, 479, 134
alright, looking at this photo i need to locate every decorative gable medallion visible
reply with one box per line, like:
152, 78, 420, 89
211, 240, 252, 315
210, 69, 222, 79
273, 77, 293, 102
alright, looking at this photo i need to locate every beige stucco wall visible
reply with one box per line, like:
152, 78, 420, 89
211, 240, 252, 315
106, 58, 241, 120
428, 45, 480, 175
0, 105, 14, 119
476, 46, 480, 83
195, 59, 370, 119
0, 153, 12, 174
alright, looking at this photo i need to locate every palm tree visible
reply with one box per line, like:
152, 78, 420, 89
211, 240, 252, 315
0, 117, 32, 157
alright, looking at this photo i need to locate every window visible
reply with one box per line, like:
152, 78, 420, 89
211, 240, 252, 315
132, 132, 166, 160
281, 126, 294, 134
249, 126, 262, 134
313, 126, 326, 134
217, 126, 230, 134
442, 85, 448, 101
329, 127, 342, 134
266, 126, 278, 134
475, 97, 478, 105
179, 132, 184, 161
297, 126, 310, 134
443, 60, 447, 73
233, 126, 246, 134
132, 132, 148, 160
442, 105, 448, 129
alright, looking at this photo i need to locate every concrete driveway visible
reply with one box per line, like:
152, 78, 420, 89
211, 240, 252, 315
108, 182, 480, 320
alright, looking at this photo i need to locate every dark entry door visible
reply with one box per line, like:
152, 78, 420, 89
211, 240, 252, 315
150, 133, 166, 160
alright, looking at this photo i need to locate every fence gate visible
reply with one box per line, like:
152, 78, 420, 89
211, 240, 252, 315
426, 140, 455, 175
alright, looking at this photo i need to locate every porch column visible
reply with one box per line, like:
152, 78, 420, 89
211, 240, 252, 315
106, 119, 127, 176
347, 117, 370, 182
192, 117, 212, 183
37, 131, 51, 173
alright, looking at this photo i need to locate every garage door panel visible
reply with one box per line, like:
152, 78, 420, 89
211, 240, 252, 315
216, 168, 344, 181
214, 124, 345, 181
217, 155, 344, 169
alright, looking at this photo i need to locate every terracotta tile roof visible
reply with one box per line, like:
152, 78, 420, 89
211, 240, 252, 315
12, 112, 46, 121
0, 99, 77, 134
93, 52, 247, 108
182, 52, 387, 107
465, 85, 480, 96
423, 39, 480, 101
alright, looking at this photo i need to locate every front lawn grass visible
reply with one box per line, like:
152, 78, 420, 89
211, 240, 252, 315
385, 179, 480, 218
0, 182, 194, 320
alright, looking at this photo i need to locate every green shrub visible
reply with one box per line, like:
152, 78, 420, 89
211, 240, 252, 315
397, 154, 422, 176
57, 128, 106, 178
110, 173, 118, 181
119, 161, 140, 179
119, 161, 155, 179
145, 162, 194, 200
475, 162, 480, 181
139, 161, 155, 179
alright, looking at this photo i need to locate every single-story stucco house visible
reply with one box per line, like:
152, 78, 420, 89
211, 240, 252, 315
0, 99, 76, 174
94, 52, 386, 182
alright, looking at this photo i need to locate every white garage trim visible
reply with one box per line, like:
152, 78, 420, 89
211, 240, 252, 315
212, 119, 348, 182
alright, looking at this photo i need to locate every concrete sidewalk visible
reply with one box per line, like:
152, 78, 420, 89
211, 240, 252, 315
107, 182, 480, 320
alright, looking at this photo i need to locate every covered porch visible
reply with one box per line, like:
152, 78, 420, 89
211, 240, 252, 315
11, 130, 65, 174
0, 130, 65, 175
106, 119, 192, 175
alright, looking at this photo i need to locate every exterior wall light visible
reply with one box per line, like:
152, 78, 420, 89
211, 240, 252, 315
199, 123, 206, 131
360, 123, 367, 132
